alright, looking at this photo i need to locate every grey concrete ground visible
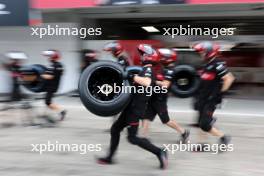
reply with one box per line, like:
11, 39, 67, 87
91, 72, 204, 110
0, 97, 263, 176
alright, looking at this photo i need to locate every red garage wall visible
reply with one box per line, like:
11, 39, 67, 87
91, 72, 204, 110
31, 0, 96, 9
221, 51, 264, 67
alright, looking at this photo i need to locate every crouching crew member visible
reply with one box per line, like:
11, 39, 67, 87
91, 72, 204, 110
97, 44, 168, 170
81, 49, 98, 72
3, 52, 27, 102
142, 48, 190, 142
41, 50, 66, 121
192, 41, 235, 145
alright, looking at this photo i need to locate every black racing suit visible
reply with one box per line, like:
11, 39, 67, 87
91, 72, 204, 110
106, 66, 161, 160
144, 68, 174, 124
45, 61, 64, 105
194, 58, 229, 132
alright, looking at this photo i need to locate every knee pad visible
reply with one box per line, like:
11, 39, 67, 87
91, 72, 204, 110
157, 107, 169, 124
127, 136, 137, 145
45, 96, 52, 106
199, 119, 213, 132
199, 105, 216, 132
160, 114, 170, 124
45, 101, 51, 106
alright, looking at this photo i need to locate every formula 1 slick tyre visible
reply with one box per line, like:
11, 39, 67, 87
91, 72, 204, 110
79, 61, 131, 117
171, 65, 200, 98
19, 64, 47, 93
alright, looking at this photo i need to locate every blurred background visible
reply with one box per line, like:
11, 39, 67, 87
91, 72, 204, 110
0, 0, 264, 175
0, 0, 264, 98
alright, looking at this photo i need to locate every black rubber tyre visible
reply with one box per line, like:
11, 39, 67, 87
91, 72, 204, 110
19, 64, 47, 93
171, 65, 201, 98
78, 61, 131, 117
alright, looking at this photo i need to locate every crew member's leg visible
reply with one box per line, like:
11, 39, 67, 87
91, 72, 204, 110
199, 102, 230, 145
126, 114, 168, 169
192, 96, 201, 127
45, 91, 54, 108
142, 102, 156, 137
45, 91, 66, 121
11, 82, 21, 102
127, 115, 160, 155
97, 110, 128, 164
154, 100, 190, 142
108, 111, 128, 159
141, 119, 150, 136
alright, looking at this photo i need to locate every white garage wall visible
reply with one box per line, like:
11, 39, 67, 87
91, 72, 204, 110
0, 23, 81, 94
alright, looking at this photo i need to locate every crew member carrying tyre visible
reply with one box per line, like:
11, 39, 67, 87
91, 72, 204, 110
104, 41, 129, 67
192, 41, 235, 146
142, 48, 190, 142
103, 42, 130, 124
97, 44, 168, 170
41, 50, 66, 121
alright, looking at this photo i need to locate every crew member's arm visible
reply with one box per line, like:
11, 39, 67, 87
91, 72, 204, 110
41, 74, 54, 79
156, 80, 171, 89
221, 72, 235, 92
216, 61, 235, 92
41, 66, 54, 80
133, 66, 152, 87
155, 69, 174, 88
133, 75, 151, 87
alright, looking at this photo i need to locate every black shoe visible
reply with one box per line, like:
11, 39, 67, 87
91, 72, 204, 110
181, 129, 190, 143
157, 149, 168, 170
191, 143, 208, 152
41, 115, 56, 124
219, 135, 231, 145
60, 110, 67, 121
97, 157, 113, 165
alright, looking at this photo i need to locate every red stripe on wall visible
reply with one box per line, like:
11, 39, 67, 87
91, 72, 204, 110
31, 0, 96, 9
29, 19, 42, 26
189, 0, 264, 4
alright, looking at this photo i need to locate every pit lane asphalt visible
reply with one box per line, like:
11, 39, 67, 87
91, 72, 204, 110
0, 97, 263, 176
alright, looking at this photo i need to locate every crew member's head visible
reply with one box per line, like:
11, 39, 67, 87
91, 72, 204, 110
42, 50, 60, 62
103, 42, 123, 57
137, 44, 160, 66
157, 48, 177, 68
5, 51, 27, 66
192, 41, 220, 62
85, 50, 97, 61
